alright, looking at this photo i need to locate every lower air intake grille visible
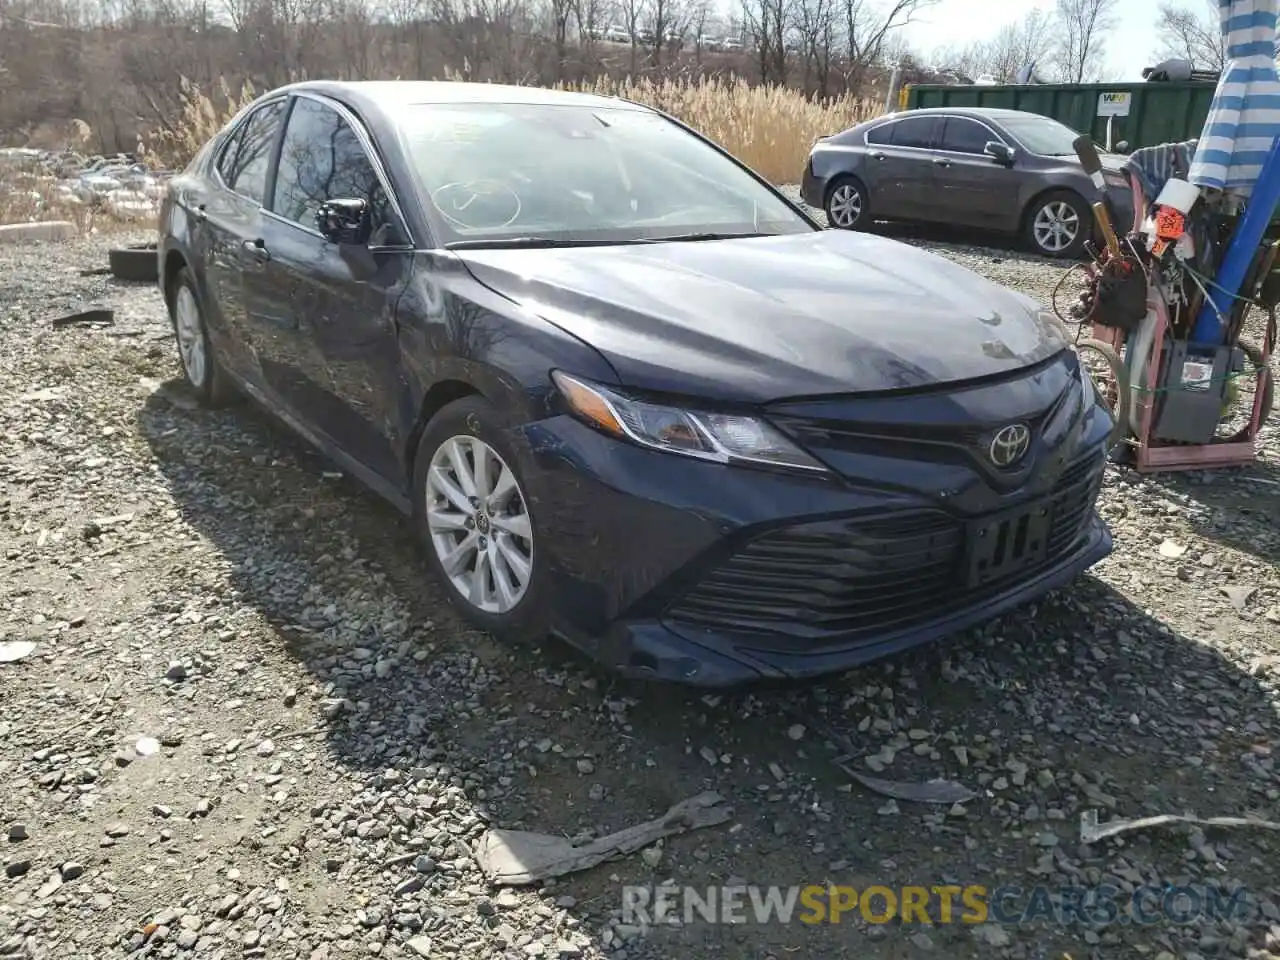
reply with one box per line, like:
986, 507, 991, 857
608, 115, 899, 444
666, 453, 1104, 645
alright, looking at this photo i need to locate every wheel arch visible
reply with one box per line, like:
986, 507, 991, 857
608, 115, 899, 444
404, 378, 484, 488
162, 248, 189, 307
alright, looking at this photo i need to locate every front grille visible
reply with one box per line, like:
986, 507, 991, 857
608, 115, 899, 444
666, 452, 1105, 646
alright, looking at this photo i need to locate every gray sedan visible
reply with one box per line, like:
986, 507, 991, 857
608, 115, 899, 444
801, 107, 1134, 258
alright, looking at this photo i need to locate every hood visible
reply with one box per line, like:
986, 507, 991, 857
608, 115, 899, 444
454, 231, 1070, 404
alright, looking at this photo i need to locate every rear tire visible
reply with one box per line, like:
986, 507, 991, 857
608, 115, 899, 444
824, 176, 869, 231
167, 267, 237, 407
412, 396, 551, 645
1024, 190, 1089, 259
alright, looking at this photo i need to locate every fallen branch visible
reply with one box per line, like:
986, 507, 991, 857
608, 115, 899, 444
1081, 808, 1280, 844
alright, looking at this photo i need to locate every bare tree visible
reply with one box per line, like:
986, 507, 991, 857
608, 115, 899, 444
839, 0, 937, 93
792, 0, 836, 95
934, 7, 1052, 82
1155, 0, 1224, 71
618, 0, 646, 71
739, 0, 787, 83
1052, 0, 1119, 83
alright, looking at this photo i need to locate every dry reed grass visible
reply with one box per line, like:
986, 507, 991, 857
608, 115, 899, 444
144, 75, 882, 184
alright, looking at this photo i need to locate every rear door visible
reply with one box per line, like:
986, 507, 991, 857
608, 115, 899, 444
199, 98, 288, 386
932, 116, 1015, 229
862, 115, 941, 220
252, 93, 415, 483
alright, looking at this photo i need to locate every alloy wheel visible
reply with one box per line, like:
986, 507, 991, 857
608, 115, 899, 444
174, 285, 207, 387
425, 435, 534, 615
827, 183, 862, 228
1032, 201, 1080, 254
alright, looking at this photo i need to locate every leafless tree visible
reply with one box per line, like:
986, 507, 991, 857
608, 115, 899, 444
839, 0, 937, 92
1052, 0, 1119, 83
739, 0, 787, 83
792, 0, 836, 95
934, 7, 1052, 82
1155, 0, 1224, 71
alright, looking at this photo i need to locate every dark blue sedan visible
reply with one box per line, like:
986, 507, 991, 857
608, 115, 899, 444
157, 80, 1114, 688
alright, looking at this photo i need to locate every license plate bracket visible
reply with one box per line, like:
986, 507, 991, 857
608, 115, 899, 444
966, 500, 1052, 588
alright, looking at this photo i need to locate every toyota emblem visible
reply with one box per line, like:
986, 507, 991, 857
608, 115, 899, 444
988, 423, 1031, 467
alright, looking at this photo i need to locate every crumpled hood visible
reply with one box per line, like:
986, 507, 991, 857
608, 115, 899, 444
454, 230, 1069, 403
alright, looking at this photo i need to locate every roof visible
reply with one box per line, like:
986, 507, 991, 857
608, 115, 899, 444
275, 80, 645, 112
889, 106, 1047, 119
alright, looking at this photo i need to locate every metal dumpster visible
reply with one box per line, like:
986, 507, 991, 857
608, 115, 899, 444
902, 81, 1217, 152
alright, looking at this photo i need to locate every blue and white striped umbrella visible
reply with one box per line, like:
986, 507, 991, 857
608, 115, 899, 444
1188, 0, 1280, 198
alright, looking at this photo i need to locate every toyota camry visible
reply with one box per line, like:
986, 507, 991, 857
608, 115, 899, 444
156, 80, 1115, 688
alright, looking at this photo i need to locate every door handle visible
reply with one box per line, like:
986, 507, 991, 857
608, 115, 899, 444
932, 158, 953, 167
241, 238, 271, 263
870, 152, 886, 160
193, 204, 206, 222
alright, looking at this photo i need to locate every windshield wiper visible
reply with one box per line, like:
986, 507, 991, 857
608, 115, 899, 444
444, 237, 620, 250
638, 231, 775, 243
445, 232, 776, 250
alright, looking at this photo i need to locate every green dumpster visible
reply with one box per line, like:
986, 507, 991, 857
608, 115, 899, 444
902, 81, 1216, 152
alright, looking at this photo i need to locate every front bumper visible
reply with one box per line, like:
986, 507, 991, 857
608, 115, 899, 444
518, 404, 1114, 689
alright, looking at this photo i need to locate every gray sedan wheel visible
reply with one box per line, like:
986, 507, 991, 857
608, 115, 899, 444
824, 177, 868, 230
1024, 190, 1089, 258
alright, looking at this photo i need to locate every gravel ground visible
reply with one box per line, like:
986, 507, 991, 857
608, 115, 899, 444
1, 221, 1278, 960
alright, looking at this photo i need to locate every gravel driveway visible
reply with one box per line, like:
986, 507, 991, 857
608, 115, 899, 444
1, 225, 1278, 960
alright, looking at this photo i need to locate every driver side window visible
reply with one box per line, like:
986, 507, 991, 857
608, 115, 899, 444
272, 96, 397, 239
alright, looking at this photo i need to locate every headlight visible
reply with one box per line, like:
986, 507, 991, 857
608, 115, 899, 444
551, 371, 828, 473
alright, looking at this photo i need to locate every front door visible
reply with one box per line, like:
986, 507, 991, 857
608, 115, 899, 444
247, 93, 415, 484
930, 117, 1014, 230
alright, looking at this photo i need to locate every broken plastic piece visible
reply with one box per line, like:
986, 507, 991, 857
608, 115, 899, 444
842, 768, 978, 805
51, 308, 113, 328
474, 791, 732, 885
0, 641, 37, 663
1081, 808, 1280, 844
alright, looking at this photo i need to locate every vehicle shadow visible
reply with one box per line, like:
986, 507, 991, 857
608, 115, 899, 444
133, 382, 1280, 958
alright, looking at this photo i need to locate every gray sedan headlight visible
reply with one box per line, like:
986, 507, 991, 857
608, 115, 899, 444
552, 371, 828, 473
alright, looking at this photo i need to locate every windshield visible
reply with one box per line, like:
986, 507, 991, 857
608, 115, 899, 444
395, 102, 815, 246
999, 115, 1100, 157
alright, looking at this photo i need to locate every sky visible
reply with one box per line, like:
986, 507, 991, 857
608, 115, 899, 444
899, 0, 1168, 81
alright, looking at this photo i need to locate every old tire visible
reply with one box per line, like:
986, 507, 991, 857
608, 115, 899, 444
824, 176, 869, 231
412, 396, 550, 645
1024, 190, 1089, 259
109, 245, 159, 282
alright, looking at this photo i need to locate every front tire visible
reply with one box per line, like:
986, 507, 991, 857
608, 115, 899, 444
825, 176, 869, 230
1024, 190, 1089, 259
412, 396, 550, 644
167, 267, 236, 406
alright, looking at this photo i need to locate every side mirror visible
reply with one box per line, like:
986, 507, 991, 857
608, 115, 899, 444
316, 198, 371, 245
984, 141, 1014, 165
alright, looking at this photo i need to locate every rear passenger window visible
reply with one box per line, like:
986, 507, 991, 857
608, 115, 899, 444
865, 122, 894, 145
890, 116, 937, 149
215, 100, 286, 205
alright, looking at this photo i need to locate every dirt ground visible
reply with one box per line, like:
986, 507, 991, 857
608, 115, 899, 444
1, 230, 1278, 960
